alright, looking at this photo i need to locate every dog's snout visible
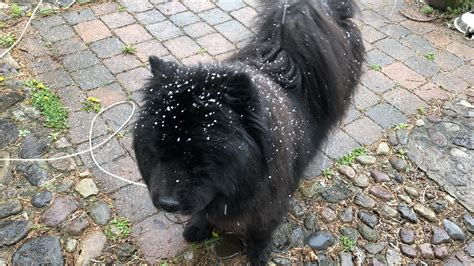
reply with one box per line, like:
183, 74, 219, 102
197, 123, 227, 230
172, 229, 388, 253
157, 196, 180, 213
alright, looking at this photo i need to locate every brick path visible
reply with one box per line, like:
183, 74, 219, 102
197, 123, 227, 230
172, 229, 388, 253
17, 0, 473, 262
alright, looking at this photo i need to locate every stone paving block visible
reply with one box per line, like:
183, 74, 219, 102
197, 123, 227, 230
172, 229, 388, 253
100, 100, 135, 130
230, 6, 258, 28
214, 51, 235, 62
146, 20, 182, 41
374, 38, 414, 61
384, 88, 427, 115
400, 34, 436, 55
182, 0, 215, 12
134, 40, 169, 62
377, 6, 406, 23
67, 111, 109, 144
63, 50, 100, 72
92, 155, 142, 193
103, 54, 142, 74
31, 57, 61, 74
434, 52, 465, 72
400, 20, 436, 35
78, 136, 126, 167
18, 36, 49, 59
90, 37, 125, 59
342, 105, 361, 125
424, 31, 452, 48
181, 53, 215, 66
55, 85, 87, 112
183, 22, 215, 38
156, 1, 187, 15
413, 83, 449, 102
344, 117, 384, 145
432, 72, 469, 93
39, 69, 73, 89
164, 36, 201, 59
32, 14, 65, 29
216, 0, 246, 11
366, 49, 394, 67
39, 24, 75, 43
360, 70, 395, 93
51, 37, 87, 56
112, 185, 157, 223
92, 2, 118, 16
199, 8, 232, 25
62, 9, 95, 25
354, 85, 381, 110
321, 129, 360, 159
367, 102, 406, 129
197, 33, 235, 56
88, 83, 127, 108
244, 0, 264, 8
74, 19, 112, 43
361, 25, 386, 44
379, 24, 411, 39
117, 67, 150, 92
134, 9, 165, 25
100, 12, 136, 29
71, 65, 115, 91
114, 24, 153, 45
382, 62, 425, 90
120, 0, 153, 13
404, 55, 439, 77
452, 64, 474, 84
447, 41, 474, 61
303, 152, 333, 179
359, 9, 389, 28
169, 11, 200, 27
214, 20, 253, 43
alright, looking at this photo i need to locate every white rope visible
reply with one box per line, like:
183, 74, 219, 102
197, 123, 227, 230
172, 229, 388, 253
0, 101, 147, 187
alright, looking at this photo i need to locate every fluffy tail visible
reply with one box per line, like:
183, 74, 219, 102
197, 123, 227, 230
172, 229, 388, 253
235, 0, 365, 122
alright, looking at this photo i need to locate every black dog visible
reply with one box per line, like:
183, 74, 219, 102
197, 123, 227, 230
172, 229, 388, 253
133, 0, 364, 264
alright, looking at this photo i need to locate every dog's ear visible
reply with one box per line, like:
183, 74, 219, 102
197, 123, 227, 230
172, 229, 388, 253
149, 56, 182, 80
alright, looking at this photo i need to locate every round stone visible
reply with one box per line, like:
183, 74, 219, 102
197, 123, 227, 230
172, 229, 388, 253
321, 207, 336, 222
376, 142, 390, 155
463, 213, 474, 233
370, 171, 390, 183
388, 132, 398, 145
380, 204, 398, 218
433, 246, 449, 259
357, 223, 379, 242
12, 236, 63, 265
443, 219, 465, 241
356, 155, 376, 165
398, 194, 412, 205
400, 244, 417, 258
364, 242, 386, 255
354, 193, 376, 209
432, 226, 451, 244
338, 165, 356, 178
339, 207, 353, 223
370, 186, 393, 200
0, 220, 30, 246
305, 231, 336, 251
31, 191, 52, 208
418, 243, 434, 259
415, 119, 425, 127
304, 214, 317, 231
289, 198, 305, 218
0, 199, 22, 219
88, 201, 112, 225
413, 203, 437, 223
353, 174, 370, 188
358, 211, 379, 228
389, 157, 407, 172
430, 199, 448, 214
399, 227, 415, 244
398, 204, 418, 223
386, 247, 403, 265
339, 227, 360, 242
404, 186, 419, 198
429, 130, 448, 147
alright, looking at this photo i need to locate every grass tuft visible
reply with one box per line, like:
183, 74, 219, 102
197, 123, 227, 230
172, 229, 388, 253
340, 235, 356, 252
337, 147, 368, 166
105, 218, 131, 241
369, 64, 382, 71
0, 33, 17, 48
122, 45, 136, 54
82, 97, 102, 113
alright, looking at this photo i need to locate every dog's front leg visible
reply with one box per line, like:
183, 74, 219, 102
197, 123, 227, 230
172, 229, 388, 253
245, 226, 275, 266
183, 213, 212, 243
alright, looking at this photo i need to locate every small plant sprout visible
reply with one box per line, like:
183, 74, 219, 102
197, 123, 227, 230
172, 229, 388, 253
0, 33, 17, 48
10, 3, 23, 18
118, 5, 127, 12
197, 47, 207, 55
105, 218, 131, 241
82, 97, 102, 113
38, 8, 57, 17
322, 168, 333, 178
337, 147, 368, 166
0, 76, 5, 82
122, 45, 136, 54
420, 5, 434, 14
369, 64, 382, 71
393, 123, 409, 130
424, 52, 436, 61
18, 129, 30, 137
417, 107, 425, 115
48, 131, 60, 141
340, 235, 356, 252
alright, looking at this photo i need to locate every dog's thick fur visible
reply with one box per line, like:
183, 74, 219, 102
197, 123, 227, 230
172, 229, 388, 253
133, 0, 364, 264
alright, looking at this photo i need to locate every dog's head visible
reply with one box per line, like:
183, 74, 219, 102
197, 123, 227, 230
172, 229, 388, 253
133, 57, 268, 215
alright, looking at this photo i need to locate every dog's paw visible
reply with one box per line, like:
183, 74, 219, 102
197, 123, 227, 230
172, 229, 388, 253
183, 223, 212, 243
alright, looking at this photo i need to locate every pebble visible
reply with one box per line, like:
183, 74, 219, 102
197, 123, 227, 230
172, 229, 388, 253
398, 194, 412, 205
289, 198, 305, 218
304, 214, 317, 231
339, 227, 360, 242
76, 231, 107, 265
396, 129, 409, 145
443, 219, 465, 241
115, 242, 138, 260
393, 174, 404, 184
305, 230, 336, 251
321, 207, 336, 222
55, 137, 71, 149
56, 179, 74, 193
444, 195, 456, 205
415, 119, 425, 127
31, 191, 52, 208
430, 199, 448, 214
398, 204, 418, 223
354, 193, 376, 209
364, 242, 386, 254
357, 223, 379, 242
301, 181, 322, 198
357, 211, 379, 228
353, 174, 370, 188
65, 238, 78, 253
338, 165, 356, 178
66, 214, 89, 236
433, 246, 449, 259
388, 132, 398, 145
356, 155, 376, 165
75, 178, 99, 198
389, 157, 407, 172
400, 244, 417, 258
399, 227, 415, 244
0, 220, 30, 246
449, 148, 469, 158
386, 247, 402, 265
425, 192, 435, 200
41, 196, 78, 227
463, 213, 474, 233
0, 199, 22, 219
404, 186, 419, 198
339, 207, 353, 223
418, 243, 434, 259
369, 186, 393, 200
413, 203, 437, 223
88, 201, 112, 225
442, 122, 460, 132
48, 152, 76, 172
380, 204, 398, 218
376, 142, 390, 155
12, 236, 63, 265
370, 171, 390, 183
338, 252, 353, 266
432, 226, 451, 244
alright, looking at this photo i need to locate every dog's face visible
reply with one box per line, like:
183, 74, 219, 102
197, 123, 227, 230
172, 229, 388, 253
133, 57, 268, 215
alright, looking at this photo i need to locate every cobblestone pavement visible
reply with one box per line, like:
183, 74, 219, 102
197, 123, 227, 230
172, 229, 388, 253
0, 0, 473, 265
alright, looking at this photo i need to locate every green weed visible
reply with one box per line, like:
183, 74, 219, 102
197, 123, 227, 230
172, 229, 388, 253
105, 218, 131, 241
424, 53, 436, 61
10, 3, 23, 18
340, 235, 356, 252
337, 147, 368, 166
197, 47, 207, 55
417, 107, 425, 115
0, 33, 17, 48
122, 45, 136, 54
369, 64, 382, 71
82, 97, 102, 113
420, 5, 434, 14
392, 123, 409, 130
118, 5, 127, 12
323, 168, 334, 178
18, 129, 30, 137
38, 8, 57, 17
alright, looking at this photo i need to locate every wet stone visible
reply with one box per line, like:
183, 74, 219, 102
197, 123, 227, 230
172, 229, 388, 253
404, 186, 419, 198
400, 244, 417, 258
376, 142, 390, 155
434, 246, 449, 259
0, 199, 22, 219
0, 119, 18, 148
463, 213, 474, 233
430, 199, 448, 214
353, 174, 370, 188
41, 196, 78, 227
0, 220, 30, 247
413, 204, 437, 223
399, 227, 415, 244
358, 223, 379, 242
31, 190, 52, 208
380, 204, 398, 218
398, 205, 418, 223
339, 227, 360, 242
364, 242, 386, 254
12, 236, 63, 265
321, 207, 337, 222
87, 200, 111, 225
418, 243, 434, 259
389, 157, 407, 172
75, 178, 99, 198
338, 165, 356, 178
305, 231, 336, 251
356, 155, 376, 165
339, 207, 353, 223
358, 211, 379, 228
370, 171, 390, 183
66, 213, 89, 236
443, 219, 465, 241
289, 198, 305, 218
370, 185, 393, 200
432, 226, 451, 244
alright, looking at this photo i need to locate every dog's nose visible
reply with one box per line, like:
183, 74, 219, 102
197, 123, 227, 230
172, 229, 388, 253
157, 196, 180, 213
